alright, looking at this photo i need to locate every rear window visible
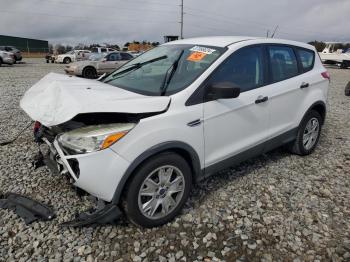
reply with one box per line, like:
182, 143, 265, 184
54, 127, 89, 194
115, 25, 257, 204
268, 46, 298, 82
297, 48, 315, 72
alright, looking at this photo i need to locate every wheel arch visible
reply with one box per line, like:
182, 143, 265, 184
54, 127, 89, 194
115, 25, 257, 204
111, 141, 202, 204
82, 65, 97, 75
305, 101, 326, 125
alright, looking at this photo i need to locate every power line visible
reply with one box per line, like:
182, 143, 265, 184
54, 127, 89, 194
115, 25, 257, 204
0, 10, 178, 25
41, 0, 177, 14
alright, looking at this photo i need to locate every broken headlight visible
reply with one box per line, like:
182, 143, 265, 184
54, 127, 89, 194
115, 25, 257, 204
58, 123, 135, 154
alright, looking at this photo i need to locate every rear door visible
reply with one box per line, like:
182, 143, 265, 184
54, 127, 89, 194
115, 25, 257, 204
262, 45, 315, 144
203, 45, 270, 170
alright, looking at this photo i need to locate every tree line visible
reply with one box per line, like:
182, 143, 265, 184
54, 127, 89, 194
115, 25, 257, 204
49, 41, 161, 54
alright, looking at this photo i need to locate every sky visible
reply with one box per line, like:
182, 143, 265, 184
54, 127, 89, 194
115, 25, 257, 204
1, 0, 349, 46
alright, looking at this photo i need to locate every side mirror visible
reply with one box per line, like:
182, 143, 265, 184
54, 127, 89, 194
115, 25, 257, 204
206, 82, 241, 100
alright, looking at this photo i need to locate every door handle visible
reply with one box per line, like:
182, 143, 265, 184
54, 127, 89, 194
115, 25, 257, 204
300, 82, 309, 89
255, 96, 268, 104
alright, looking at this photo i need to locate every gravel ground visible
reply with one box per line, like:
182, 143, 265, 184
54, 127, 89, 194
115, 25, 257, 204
0, 59, 349, 261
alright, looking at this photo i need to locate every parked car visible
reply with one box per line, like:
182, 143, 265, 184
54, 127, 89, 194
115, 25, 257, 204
56, 50, 91, 64
319, 42, 350, 69
0, 50, 15, 66
64, 52, 134, 78
90, 47, 117, 54
20, 36, 330, 227
45, 53, 55, 63
0, 46, 22, 63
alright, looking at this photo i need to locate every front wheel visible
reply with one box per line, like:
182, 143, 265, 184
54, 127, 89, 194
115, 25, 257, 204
63, 57, 71, 64
124, 153, 192, 227
82, 67, 97, 79
288, 110, 322, 155
345, 81, 350, 96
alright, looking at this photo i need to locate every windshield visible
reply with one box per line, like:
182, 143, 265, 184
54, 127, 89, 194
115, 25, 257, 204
103, 44, 225, 96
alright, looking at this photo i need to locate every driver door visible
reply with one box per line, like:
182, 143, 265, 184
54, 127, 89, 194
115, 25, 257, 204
98, 53, 121, 74
203, 45, 270, 170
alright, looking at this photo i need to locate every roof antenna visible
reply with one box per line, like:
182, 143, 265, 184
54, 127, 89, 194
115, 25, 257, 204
271, 25, 279, 38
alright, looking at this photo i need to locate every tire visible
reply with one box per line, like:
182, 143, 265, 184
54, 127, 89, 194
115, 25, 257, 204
63, 57, 71, 64
288, 110, 322, 155
46, 59, 49, 63
0, 58, 2, 67
124, 152, 192, 228
82, 67, 97, 79
345, 81, 350, 96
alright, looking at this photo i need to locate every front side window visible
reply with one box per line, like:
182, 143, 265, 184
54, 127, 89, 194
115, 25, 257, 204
107, 53, 120, 61
297, 48, 314, 72
120, 53, 133, 60
207, 46, 265, 93
269, 46, 298, 82
103, 44, 225, 96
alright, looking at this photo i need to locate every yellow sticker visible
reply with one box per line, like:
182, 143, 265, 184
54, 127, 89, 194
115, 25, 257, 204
187, 52, 207, 62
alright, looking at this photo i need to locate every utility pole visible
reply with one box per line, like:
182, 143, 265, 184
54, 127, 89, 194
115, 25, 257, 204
180, 0, 184, 39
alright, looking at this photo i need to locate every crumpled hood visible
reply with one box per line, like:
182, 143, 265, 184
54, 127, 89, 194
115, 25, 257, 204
20, 73, 170, 127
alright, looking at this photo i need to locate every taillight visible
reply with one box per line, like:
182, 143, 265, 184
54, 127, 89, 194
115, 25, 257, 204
321, 71, 330, 81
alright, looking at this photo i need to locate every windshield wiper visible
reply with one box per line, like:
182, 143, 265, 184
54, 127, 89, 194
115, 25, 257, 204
104, 55, 168, 83
160, 50, 184, 96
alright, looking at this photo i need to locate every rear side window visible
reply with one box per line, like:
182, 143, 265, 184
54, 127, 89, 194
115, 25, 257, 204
120, 53, 133, 60
297, 48, 315, 72
268, 46, 298, 82
208, 46, 265, 93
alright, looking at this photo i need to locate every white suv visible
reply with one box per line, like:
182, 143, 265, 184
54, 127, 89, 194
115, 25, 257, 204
21, 36, 330, 227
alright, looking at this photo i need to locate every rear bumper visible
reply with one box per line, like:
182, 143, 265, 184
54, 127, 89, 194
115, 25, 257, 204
43, 139, 130, 202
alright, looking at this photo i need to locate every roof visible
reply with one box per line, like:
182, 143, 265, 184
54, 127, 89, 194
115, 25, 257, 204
163, 36, 315, 50
163, 36, 259, 47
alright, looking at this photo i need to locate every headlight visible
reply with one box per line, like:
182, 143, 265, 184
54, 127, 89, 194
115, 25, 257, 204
58, 123, 135, 154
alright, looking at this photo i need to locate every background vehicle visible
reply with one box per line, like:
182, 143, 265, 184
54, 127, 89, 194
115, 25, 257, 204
64, 51, 134, 78
21, 36, 330, 227
319, 42, 350, 69
0, 46, 22, 63
0, 50, 15, 66
45, 53, 55, 63
90, 47, 116, 54
56, 50, 91, 64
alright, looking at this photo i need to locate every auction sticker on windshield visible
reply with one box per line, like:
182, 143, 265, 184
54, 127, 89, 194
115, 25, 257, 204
187, 52, 207, 62
189, 46, 216, 54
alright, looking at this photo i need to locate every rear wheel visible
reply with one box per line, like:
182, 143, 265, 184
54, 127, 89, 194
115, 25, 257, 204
124, 152, 192, 227
288, 110, 322, 155
63, 57, 71, 64
82, 67, 97, 79
0, 58, 2, 67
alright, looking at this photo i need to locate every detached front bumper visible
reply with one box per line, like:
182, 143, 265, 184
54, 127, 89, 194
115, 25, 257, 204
43, 139, 130, 202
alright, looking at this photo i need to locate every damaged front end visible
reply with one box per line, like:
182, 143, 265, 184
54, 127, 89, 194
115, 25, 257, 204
31, 112, 157, 226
